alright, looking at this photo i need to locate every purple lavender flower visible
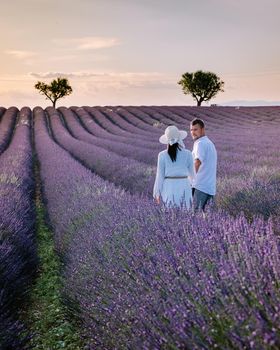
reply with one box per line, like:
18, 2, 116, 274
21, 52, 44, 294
0, 107, 37, 349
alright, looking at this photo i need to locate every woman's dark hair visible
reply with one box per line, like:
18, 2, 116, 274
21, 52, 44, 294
190, 118, 205, 128
168, 143, 181, 162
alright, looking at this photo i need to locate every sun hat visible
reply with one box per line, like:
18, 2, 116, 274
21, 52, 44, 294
159, 125, 188, 146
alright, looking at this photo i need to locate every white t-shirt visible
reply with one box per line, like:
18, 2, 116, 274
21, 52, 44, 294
192, 136, 217, 195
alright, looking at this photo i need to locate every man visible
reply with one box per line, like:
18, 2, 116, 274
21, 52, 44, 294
190, 118, 217, 210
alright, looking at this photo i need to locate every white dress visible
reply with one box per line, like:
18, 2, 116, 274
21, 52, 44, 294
153, 149, 194, 208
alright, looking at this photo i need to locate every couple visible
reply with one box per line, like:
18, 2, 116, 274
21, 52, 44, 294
153, 118, 217, 210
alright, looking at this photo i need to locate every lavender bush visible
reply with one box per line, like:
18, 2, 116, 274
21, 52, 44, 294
83, 106, 148, 139
0, 106, 6, 121
58, 106, 160, 165
112, 106, 164, 133
94, 106, 157, 139
46, 107, 156, 195
82, 106, 161, 148
126, 106, 177, 127
0, 107, 37, 349
0, 107, 18, 154
65, 203, 280, 349
71, 106, 161, 149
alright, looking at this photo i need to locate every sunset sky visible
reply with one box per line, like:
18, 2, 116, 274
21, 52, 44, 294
0, 0, 279, 107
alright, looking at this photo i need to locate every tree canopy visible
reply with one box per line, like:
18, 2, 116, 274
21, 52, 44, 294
178, 70, 224, 106
34, 77, 73, 108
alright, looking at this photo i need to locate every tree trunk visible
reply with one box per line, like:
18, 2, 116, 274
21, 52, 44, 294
197, 100, 202, 106
53, 100, 56, 108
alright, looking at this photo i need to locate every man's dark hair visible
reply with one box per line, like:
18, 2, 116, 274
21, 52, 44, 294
190, 118, 205, 128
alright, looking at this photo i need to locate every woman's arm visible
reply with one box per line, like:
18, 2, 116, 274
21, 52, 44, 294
153, 153, 165, 203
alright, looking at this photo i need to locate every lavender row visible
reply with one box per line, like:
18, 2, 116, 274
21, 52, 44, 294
71, 106, 161, 149
0, 107, 18, 154
0, 107, 37, 350
146, 106, 191, 127
125, 105, 176, 127
73, 106, 249, 152
95, 106, 159, 138
91, 106, 280, 131
59, 107, 160, 165
139, 105, 186, 127
178, 106, 280, 127
164, 106, 249, 129
34, 107, 280, 349
106, 106, 164, 134
82, 106, 150, 140
46, 107, 155, 195
0, 106, 6, 122
162, 106, 250, 133
85, 106, 242, 149
99, 106, 187, 139
32, 106, 132, 341
66, 202, 280, 349
83, 106, 159, 142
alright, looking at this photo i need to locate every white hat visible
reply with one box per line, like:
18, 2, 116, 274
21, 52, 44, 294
159, 125, 188, 145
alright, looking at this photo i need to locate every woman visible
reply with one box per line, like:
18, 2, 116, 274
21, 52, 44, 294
153, 125, 194, 208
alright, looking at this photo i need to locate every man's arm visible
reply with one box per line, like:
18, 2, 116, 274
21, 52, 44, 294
194, 158, 201, 173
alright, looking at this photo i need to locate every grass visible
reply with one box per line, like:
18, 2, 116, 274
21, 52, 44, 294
24, 164, 87, 349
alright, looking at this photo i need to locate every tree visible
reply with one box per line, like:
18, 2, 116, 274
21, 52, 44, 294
178, 70, 224, 106
34, 77, 73, 108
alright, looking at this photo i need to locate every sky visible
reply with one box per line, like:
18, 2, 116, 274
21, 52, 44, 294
0, 0, 279, 107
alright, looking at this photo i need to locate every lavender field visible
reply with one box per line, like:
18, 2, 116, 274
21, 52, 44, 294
1, 106, 280, 349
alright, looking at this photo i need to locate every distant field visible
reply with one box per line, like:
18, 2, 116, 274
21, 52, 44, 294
1, 106, 280, 349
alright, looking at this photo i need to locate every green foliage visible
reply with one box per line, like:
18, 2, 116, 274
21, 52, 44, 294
178, 70, 224, 106
34, 77, 72, 108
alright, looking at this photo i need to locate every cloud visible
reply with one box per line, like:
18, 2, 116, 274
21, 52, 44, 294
27, 71, 178, 103
4, 50, 39, 66
4, 50, 38, 59
30, 71, 165, 79
0, 89, 27, 97
29, 71, 107, 79
223, 70, 280, 78
0, 87, 40, 107
47, 54, 78, 62
52, 36, 121, 50
28, 71, 177, 90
